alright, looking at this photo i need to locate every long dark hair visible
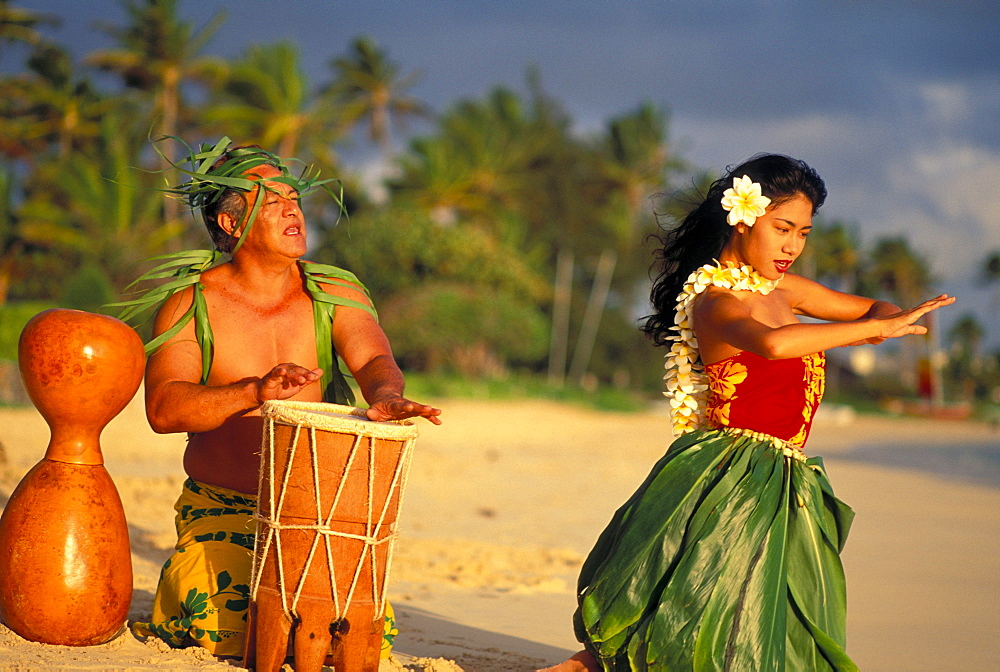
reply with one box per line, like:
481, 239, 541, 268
642, 153, 827, 346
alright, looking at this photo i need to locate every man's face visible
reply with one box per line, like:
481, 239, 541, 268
236, 164, 308, 259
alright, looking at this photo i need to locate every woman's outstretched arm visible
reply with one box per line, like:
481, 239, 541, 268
695, 290, 955, 360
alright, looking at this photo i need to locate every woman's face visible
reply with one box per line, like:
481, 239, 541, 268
723, 193, 814, 280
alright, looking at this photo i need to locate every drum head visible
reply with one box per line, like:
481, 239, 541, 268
261, 400, 419, 440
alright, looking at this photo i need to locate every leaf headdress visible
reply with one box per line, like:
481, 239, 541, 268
153, 135, 345, 255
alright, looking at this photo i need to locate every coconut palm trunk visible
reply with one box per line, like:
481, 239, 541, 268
548, 247, 574, 388
569, 248, 617, 386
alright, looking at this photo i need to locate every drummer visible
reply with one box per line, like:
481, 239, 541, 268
129, 139, 440, 659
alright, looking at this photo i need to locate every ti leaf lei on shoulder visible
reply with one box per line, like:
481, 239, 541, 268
664, 175, 777, 436
110, 136, 372, 405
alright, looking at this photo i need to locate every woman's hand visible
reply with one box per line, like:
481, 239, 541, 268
867, 294, 956, 342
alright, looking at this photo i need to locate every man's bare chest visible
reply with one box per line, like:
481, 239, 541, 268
203, 290, 321, 382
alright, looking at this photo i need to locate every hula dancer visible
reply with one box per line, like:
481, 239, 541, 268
120, 138, 440, 658
544, 154, 954, 671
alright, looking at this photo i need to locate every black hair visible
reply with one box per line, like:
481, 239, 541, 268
642, 153, 827, 345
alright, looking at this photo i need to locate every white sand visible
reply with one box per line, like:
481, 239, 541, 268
1, 394, 998, 670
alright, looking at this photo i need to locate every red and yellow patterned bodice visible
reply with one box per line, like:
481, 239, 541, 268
704, 351, 826, 448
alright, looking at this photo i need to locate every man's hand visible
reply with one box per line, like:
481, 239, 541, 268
366, 395, 443, 425
255, 363, 323, 404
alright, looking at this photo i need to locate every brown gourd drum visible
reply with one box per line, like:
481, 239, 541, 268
243, 400, 418, 672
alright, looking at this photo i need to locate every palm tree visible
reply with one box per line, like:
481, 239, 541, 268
567, 103, 677, 385
390, 87, 535, 225
203, 41, 338, 165
87, 0, 226, 224
0, 163, 21, 304
982, 250, 1000, 285
602, 102, 676, 224
948, 314, 984, 362
324, 35, 429, 155
982, 251, 1000, 322
863, 236, 932, 308
3, 44, 116, 161
0, 0, 59, 60
16, 111, 177, 291
947, 314, 985, 402
799, 219, 861, 292
862, 236, 935, 394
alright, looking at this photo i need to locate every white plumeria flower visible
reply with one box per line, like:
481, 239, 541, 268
720, 175, 771, 227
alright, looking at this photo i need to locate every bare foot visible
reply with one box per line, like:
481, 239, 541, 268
537, 650, 601, 671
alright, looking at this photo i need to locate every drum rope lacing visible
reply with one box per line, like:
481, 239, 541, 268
249, 402, 417, 624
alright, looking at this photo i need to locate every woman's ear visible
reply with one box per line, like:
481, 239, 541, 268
734, 222, 751, 235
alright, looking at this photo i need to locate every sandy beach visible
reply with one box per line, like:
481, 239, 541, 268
1, 392, 998, 671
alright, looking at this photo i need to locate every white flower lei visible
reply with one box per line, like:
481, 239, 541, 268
664, 261, 779, 436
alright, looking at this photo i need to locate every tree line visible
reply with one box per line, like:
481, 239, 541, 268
1, 0, 996, 404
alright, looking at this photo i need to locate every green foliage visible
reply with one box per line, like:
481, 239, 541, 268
380, 282, 548, 376
202, 41, 338, 163
59, 262, 116, 313
981, 250, 1000, 284
317, 209, 547, 304
16, 110, 175, 289
402, 371, 651, 413
943, 312, 995, 404
586, 309, 664, 391
0, 301, 55, 360
858, 235, 933, 306
316, 207, 554, 378
797, 218, 862, 292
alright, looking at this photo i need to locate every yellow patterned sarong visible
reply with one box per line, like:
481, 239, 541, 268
131, 478, 397, 658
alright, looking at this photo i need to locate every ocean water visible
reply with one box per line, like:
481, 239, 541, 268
838, 440, 1000, 489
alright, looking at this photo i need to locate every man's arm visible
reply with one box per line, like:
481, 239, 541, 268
329, 284, 442, 425
144, 288, 321, 433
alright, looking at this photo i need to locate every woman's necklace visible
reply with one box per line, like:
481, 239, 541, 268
664, 261, 779, 436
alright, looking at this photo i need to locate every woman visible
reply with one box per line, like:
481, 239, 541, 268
545, 154, 954, 671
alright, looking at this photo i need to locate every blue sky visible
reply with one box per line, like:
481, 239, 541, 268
14, 0, 1000, 343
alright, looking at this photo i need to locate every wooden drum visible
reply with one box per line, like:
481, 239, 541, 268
242, 401, 418, 672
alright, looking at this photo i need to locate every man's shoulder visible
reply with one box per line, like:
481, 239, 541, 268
299, 260, 367, 296
199, 261, 234, 286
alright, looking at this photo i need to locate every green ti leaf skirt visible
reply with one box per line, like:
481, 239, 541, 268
574, 428, 859, 671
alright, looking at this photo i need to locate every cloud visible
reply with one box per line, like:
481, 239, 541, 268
885, 144, 1000, 273
917, 82, 975, 126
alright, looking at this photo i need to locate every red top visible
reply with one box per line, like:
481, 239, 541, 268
704, 350, 826, 448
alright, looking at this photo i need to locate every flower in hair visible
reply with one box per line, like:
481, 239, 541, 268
721, 175, 771, 226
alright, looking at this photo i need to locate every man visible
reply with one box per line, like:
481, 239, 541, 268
130, 141, 440, 658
